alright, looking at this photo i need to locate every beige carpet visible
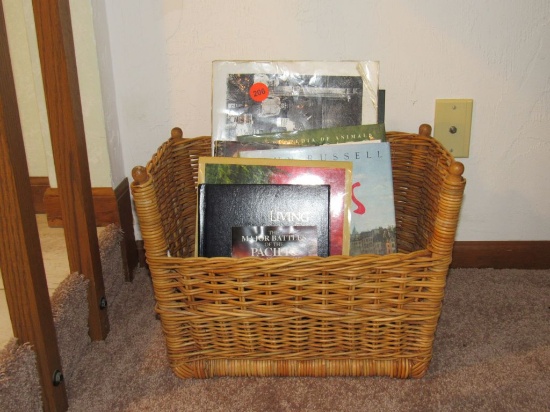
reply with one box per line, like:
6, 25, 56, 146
0, 224, 119, 411
0, 215, 104, 349
65, 267, 549, 412
1, 230, 549, 411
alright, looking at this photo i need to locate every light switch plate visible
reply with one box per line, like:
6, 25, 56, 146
434, 99, 473, 158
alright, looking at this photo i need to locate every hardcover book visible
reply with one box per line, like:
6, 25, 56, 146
212, 60, 380, 152
197, 184, 330, 258
198, 157, 352, 255
235, 123, 387, 146
240, 142, 397, 255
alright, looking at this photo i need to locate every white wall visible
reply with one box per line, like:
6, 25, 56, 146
4, 0, 116, 188
98, 0, 550, 241
3, 0, 49, 178
89, 0, 125, 186
67, 0, 115, 187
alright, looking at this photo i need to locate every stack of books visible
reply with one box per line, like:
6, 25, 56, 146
197, 60, 396, 258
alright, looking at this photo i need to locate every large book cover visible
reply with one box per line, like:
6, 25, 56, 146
212, 60, 379, 151
235, 123, 386, 146
240, 142, 396, 256
198, 157, 352, 255
197, 184, 330, 258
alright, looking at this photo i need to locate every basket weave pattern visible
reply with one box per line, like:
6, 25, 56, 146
131, 125, 465, 379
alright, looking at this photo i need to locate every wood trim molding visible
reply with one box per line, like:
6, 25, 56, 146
114, 178, 138, 280
44, 186, 119, 227
45, 179, 139, 273
29, 176, 50, 213
451, 241, 550, 269
45, 179, 139, 279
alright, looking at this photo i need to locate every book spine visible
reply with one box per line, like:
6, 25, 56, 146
197, 185, 206, 257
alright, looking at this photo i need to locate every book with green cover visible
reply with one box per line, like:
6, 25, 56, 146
239, 141, 396, 256
236, 123, 386, 146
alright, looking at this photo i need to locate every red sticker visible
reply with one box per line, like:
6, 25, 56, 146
249, 82, 269, 102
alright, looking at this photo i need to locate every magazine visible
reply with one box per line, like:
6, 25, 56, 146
211, 60, 380, 153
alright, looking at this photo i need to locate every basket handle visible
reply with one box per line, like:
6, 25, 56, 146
131, 165, 169, 259
427, 123, 466, 261
419, 122, 466, 183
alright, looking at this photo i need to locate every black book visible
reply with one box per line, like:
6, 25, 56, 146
197, 184, 330, 258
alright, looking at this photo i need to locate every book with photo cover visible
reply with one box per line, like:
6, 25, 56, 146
198, 156, 352, 255
240, 141, 397, 256
197, 184, 330, 258
212, 60, 380, 152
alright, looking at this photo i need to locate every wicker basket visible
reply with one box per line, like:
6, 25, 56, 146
131, 124, 466, 379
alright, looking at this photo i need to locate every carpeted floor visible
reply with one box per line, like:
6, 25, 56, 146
64, 267, 550, 412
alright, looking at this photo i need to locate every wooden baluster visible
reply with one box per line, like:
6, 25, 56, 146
0, 3, 68, 410
31, 0, 109, 340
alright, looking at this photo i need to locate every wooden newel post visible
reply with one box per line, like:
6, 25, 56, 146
31, 0, 109, 340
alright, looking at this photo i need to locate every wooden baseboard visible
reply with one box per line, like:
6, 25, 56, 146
451, 241, 550, 269
44, 179, 139, 278
44, 186, 119, 227
30, 176, 50, 214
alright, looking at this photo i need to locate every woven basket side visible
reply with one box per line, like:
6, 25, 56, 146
131, 165, 169, 260
168, 135, 211, 257
134, 131, 211, 258
135, 126, 465, 261
387, 127, 464, 257
149, 249, 445, 379
131, 125, 466, 379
